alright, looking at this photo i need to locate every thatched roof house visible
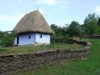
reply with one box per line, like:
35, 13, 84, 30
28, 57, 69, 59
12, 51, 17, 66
14, 10, 54, 46
14, 10, 54, 34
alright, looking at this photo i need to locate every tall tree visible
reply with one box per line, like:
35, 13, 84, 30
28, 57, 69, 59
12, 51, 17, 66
67, 21, 80, 37
50, 24, 69, 43
51, 24, 64, 39
84, 13, 98, 35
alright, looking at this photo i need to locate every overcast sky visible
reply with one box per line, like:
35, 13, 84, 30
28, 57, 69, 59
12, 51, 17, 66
0, 0, 100, 31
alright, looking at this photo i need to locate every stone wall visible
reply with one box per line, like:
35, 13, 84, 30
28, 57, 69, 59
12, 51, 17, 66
0, 40, 91, 75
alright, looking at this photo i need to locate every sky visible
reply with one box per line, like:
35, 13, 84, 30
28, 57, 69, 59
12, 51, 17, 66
0, 0, 100, 31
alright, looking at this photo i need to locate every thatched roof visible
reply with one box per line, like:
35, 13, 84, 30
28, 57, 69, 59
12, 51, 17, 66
13, 10, 54, 34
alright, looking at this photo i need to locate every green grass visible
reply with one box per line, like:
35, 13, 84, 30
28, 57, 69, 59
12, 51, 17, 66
0, 43, 83, 55
15, 39, 100, 75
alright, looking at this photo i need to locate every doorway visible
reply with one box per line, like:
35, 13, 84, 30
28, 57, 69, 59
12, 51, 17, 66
17, 37, 19, 45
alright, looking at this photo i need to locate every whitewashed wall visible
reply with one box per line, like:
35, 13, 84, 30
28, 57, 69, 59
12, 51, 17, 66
14, 33, 50, 46
35, 33, 50, 44
14, 34, 35, 45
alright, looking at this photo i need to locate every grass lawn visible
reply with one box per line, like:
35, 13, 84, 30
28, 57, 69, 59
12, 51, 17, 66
0, 43, 83, 55
15, 39, 100, 75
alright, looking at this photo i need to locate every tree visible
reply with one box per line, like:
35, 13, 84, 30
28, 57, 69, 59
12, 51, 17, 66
83, 13, 98, 35
67, 21, 80, 37
50, 24, 69, 43
98, 17, 100, 27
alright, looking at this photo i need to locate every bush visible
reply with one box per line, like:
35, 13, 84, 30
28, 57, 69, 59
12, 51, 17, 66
0, 46, 6, 52
0, 31, 14, 47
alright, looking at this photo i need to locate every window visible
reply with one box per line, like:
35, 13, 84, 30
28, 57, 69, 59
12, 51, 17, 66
40, 34, 42, 38
29, 35, 31, 39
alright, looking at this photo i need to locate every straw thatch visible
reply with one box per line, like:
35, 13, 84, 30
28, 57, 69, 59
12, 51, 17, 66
13, 10, 54, 34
